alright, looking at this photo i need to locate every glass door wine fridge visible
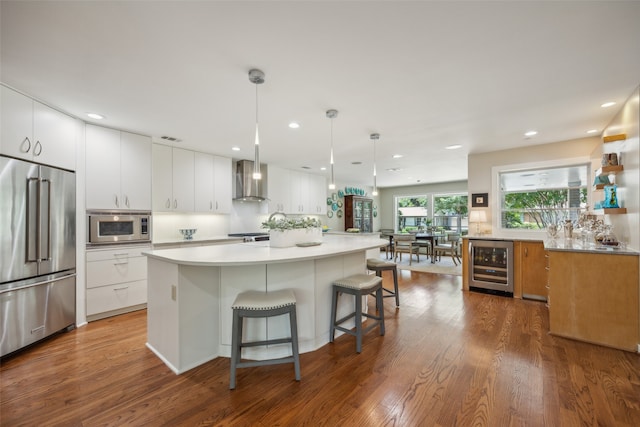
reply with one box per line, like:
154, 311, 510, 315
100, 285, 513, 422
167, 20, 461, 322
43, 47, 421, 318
468, 239, 514, 296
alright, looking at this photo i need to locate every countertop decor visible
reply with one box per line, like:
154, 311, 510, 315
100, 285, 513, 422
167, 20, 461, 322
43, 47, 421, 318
261, 217, 322, 248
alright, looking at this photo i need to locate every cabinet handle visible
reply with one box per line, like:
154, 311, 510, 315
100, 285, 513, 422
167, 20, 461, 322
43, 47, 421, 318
113, 261, 129, 265
210, 201, 213, 210
113, 286, 129, 291
216, 201, 219, 210
21, 137, 32, 153
166, 198, 171, 208
524, 247, 528, 257
125, 196, 130, 208
544, 267, 549, 271
113, 253, 129, 256
173, 199, 177, 209
115, 195, 119, 208
34, 141, 42, 156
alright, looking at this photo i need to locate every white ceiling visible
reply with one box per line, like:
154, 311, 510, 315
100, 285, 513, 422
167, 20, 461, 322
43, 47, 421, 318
2, 1, 639, 188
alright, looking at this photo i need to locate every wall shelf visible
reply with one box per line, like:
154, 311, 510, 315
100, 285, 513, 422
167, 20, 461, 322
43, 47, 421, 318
594, 208, 627, 214
603, 134, 626, 143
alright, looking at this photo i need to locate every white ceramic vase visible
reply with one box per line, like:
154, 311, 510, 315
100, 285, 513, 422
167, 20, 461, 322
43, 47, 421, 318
269, 228, 322, 248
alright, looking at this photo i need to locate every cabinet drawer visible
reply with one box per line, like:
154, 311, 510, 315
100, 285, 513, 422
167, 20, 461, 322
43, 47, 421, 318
86, 246, 150, 262
87, 280, 147, 316
86, 256, 147, 289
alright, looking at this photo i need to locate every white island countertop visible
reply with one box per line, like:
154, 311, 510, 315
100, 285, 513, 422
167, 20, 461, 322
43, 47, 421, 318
143, 234, 388, 266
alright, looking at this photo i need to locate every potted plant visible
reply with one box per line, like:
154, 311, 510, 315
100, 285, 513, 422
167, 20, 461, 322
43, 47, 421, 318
261, 217, 323, 247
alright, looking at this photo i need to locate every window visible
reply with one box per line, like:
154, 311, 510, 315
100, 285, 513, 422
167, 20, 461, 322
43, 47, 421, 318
395, 195, 428, 232
433, 193, 468, 233
499, 164, 589, 229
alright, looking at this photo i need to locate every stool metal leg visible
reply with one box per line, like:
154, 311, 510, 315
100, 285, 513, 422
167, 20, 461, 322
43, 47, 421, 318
392, 267, 399, 307
329, 286, 338, 342
355, 291, 363, 353
377, 287, 386, 336
230, 310, 241, 390
289, 308, 301, 381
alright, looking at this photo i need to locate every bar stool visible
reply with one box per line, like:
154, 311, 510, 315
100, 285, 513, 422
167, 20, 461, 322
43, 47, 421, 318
329, 274, 385, 353
229, 289, 301, 390
366, 258, 400, 307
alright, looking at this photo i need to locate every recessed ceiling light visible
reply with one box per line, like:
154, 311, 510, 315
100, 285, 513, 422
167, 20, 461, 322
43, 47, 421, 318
392, 154, 403, 159
320, 167, 327, 171
445, 144, 462, 150
288, 122, 300, 129
524, 131, 538, 137
232, 146, 241, 151
587, 129, 599, 134
601, 101, 616, 108
86, 112, 104, 120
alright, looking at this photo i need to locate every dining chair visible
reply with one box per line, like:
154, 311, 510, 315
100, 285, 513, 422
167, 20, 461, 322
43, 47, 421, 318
393, 234, 420, 265
433, 233, 461, 265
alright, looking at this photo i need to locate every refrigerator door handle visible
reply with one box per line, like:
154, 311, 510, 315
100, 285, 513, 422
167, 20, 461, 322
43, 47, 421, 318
42, 178, 52, 261
26, 177, 39, 263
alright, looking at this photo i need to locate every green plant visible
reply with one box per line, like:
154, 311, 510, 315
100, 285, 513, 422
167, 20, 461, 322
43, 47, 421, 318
261, 217, 321, 231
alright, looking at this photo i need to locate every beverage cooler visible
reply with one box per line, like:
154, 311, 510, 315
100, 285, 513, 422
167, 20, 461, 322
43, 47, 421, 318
468, 239, 514, 296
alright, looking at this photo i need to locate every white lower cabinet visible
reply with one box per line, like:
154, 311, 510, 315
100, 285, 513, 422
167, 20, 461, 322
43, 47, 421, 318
86, 245, 150, 320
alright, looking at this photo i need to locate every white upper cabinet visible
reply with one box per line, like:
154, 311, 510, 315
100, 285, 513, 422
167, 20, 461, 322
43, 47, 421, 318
267, 166, 291, 213
194, 152, 215, 212
212, 155, 232, 213
86, 125, 151, 211
152, 144, 195, 212
1, 85, 77, 171
308, 174, 327, 215
153, 145, 230, 214
120, 132, 152, 210
267, 166, 327, 215
152, 144, 173, 211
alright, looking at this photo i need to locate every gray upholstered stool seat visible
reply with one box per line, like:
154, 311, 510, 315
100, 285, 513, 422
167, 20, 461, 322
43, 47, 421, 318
329, 274, 385, 353
366, 258, 400, 307
230, 289, 301, 389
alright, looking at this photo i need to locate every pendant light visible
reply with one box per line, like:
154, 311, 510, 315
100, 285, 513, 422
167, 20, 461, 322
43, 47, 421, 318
326, 109, 338, 190
370, 133, 379, 196
249, 69, 265, 180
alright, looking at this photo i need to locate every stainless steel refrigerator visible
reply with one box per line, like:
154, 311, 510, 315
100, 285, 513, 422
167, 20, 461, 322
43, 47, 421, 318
1, 155, 76, 357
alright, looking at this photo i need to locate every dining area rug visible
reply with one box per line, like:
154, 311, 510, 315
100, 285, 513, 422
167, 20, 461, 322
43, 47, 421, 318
391, 254, 462, 276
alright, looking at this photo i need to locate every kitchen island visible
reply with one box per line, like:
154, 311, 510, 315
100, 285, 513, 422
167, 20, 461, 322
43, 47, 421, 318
143, 234, 387, 374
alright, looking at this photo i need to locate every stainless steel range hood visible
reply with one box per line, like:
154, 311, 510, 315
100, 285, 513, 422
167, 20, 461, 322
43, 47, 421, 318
233, 160, 268, 202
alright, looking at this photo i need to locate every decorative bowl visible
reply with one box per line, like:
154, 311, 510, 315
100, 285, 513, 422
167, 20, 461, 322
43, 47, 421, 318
179, 228, 197, 240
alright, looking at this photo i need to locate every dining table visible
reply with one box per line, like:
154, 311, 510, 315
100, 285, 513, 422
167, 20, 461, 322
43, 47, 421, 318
414, 232, 445, 263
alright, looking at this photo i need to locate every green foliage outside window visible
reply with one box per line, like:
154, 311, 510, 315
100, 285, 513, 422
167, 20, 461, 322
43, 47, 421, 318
502, 189, 587, 229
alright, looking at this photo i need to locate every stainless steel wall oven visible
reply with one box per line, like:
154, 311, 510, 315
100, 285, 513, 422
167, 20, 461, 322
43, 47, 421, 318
87, 211, 151, 246
468, 239, 514, 296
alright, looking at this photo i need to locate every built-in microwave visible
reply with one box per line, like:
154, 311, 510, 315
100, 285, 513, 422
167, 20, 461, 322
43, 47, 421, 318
88, 211, 151, 245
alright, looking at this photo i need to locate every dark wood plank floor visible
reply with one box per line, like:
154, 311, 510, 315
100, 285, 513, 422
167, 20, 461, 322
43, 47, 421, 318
2, 270, 639, 426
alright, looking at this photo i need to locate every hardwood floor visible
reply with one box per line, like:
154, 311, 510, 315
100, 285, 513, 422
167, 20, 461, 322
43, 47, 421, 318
2, 270, 639, 426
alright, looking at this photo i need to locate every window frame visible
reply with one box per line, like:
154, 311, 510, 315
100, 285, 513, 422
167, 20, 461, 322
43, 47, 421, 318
491, 157, 592, 236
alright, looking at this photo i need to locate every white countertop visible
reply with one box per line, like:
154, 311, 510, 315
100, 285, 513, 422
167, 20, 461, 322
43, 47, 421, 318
543, 238, 638, 255
152, 235, 241, 247
143, 234, 388, 266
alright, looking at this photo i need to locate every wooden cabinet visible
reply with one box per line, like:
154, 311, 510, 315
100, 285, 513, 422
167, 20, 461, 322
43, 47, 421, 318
547, 250, 639, 351
515, 241, 547, 301
86, 125, 151, 210
1, 85, 77, 171
344, 195, 373, 232
152, 144, 195, 212
86, 245, 150, 320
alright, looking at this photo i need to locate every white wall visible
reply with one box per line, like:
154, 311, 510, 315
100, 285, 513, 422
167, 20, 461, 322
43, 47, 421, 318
467, 137, 600, 237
